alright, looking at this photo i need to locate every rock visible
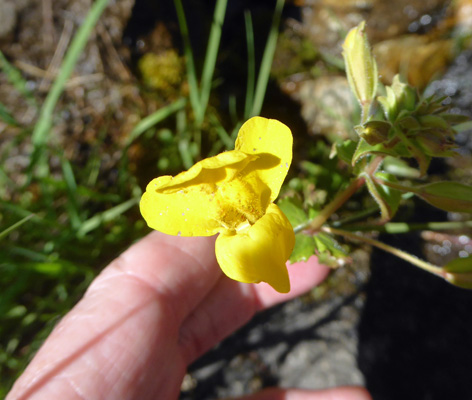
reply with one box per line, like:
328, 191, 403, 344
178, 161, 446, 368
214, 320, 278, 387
282, 75, 356, 140
0, 0, 16, 39
180, 254, 371, 399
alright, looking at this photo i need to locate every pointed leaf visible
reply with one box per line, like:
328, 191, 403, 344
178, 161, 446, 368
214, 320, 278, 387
313, 232, 348, 267
278, 197, 308, 228
290, 234, 316, 263
364, 174, 391, 221
444, 256, 472, 273
365, 172, 402, 221
382, 156, 421, 178
333, 140, 357, 165
352, 138, 409, 166
414, 181, 472, 213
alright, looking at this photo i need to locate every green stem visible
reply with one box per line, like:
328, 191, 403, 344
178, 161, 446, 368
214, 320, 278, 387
361, 101, 371, 124
323, 226, 444, 277
307, 177, 364, 232
341, 220, 472, 233
307, 155, 384, 232
331, 206, 380, 227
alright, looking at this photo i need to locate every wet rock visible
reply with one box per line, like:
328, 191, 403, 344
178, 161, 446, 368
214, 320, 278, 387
300, 0, 450, 52
425, 49, 472, 154
454, 0, 472, 35
373, 36, 454, 88
282, 75, 356, 139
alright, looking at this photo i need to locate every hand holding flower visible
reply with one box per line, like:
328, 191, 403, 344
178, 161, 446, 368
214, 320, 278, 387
140, 117, 296, 292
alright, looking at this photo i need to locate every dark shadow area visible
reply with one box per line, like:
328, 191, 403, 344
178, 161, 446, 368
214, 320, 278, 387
358, 227, 472, 400
181, 289, 363, 399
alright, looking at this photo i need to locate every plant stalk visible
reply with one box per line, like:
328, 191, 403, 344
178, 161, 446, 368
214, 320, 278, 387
307, 155, 384, 232
323, 226, 444, 277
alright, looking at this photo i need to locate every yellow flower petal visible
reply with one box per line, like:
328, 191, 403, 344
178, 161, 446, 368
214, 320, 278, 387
214, 203, 295, 293
159, 150, 255, 190
235, 117, 293, 202
140, 176, 220, 236
140, 151, 256, 237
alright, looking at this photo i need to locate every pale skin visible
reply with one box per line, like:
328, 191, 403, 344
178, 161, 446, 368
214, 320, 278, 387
7, 232, 371, 400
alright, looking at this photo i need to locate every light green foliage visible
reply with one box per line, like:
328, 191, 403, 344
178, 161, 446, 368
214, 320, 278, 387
284, 21, 472, 292
313, 232, 348, 268
278, 197, 315, 262
353, 75, 466, 176
364, 172, 401, 221
412, 182, 472, 214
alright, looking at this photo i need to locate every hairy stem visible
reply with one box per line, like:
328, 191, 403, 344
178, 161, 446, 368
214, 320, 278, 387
323, 226, 444, 277
340, 220, 472, 233
306, 155, 384, 232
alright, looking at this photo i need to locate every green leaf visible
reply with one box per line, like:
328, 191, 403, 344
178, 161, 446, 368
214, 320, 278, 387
0, 102, 19, 126
77, 197, 139, 237
373, 172, 402, 220
290, 234, 316, 263
441, 113, 470, 125
378, 75, 416, 122
278, 197, 308, 228
313, 232, 348, 267
352, 138, 409, 166
334, 140, 357, 165
365, 172, 402, 221
0, 214, 35, 240
414, 181, 472, 213
443, 256, 472, 289
382, 156, 421, 179
444, 256, 472, 273
364, 174, 391, 221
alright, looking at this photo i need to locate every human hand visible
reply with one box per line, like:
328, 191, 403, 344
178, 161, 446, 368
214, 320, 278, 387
7, 231, 371, 400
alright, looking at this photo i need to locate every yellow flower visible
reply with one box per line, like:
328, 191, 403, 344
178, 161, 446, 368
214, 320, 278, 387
140, 117, 295, 293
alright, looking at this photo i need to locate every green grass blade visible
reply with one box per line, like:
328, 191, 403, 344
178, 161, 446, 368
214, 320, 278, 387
77, 197, 139, 238
0, 214, 35, 240
31, 0, 110, 147
0, 102, 19, 127
126, 98, 187, 146
244, 11, 255, 119
60, 158, 82, 230
176, 108, 193, 169
251, 0, 285, 117
208, 113, 233, 149
198, 0, 228, 125
174, 0, 202, 121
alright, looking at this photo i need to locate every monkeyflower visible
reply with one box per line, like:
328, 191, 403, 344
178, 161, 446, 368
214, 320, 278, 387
140, 117, 295, 293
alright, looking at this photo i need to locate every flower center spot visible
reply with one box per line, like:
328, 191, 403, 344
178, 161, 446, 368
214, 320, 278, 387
215, 178, 264, 231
